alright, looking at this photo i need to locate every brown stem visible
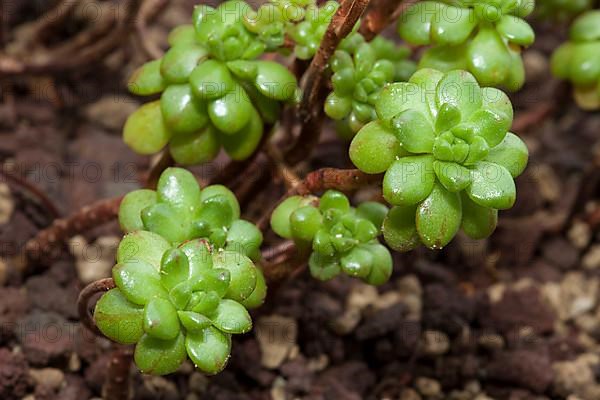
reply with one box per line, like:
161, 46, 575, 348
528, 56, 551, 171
0, 170, 61, 219
265, 142, 305, 191
24, 196, 123, 264
302, 168, 383, 195
359, 0, 418, 40
0, 0, 143, 77
103, 346, 133, 400
135, 0, 169, 60
287, 0, 371, 165
145, 150, 174, 190
78, 278, 116, 336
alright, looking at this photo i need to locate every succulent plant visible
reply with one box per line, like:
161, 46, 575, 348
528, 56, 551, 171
536, 0, 594, 19
324, 33, 417, 138
397, 0, 535, 90
349, 68, 528, 250
270, 190, 393, 285
125, 0, 298, 165
94, 168, 266, 375
551, 10, 600, 109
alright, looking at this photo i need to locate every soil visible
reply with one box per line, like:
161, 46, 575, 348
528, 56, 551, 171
1, 1, 600, 399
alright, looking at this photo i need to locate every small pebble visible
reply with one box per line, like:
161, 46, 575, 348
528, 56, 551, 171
29, 368, 65, 391
583, 245, 600, 270
415, 376, 442, 397
421, 330, 450, 356
400, 388, 422, 400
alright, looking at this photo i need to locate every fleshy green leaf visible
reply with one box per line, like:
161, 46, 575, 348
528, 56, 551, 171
143, 297, 181, 340
383, 155, 435, 206
128, 60, 166, 96
349, 121, 400, 174
210, 299, 252, 334
466, 27, 511, 87
461, 193, 498, 240
408, 68, 445, 120
186, 327, 232, 375
466, 162, 516, 210
189, 291, 221, 315
496, 15, 535, 46
178, 239, 213, 277
208, 86, 254, 134
161, 44, 208, 84
240, 267, 267, 309
161, 84, 208, 135
416, 183, 462, 249
200, 184, 236, 212
253, 61, 297, 101
484, 132, 528, 178
382, 205, 420, 252
119, 189, 157, 233
433, 160, 472, 192
355, 202, 389, 231
376, 83, 431, 126
160, 248, 191, 290
190, 269, 231, 298
436, 70, 481, 120
113, 260, 168, 305
570, 10, 600, 42
418, 45, 469, 75
397, 1, 436, 45
319, 190, 351, 214
225, 220, 263, 260
212, 251, 257, 302
431, 5, 477, 45
94, 288, 144, 344
196, 195, 234, 230
468, 108, 510, 147
117, 231, 171, 269
168, 25, 196, 46
308, 253, 341, 281
271, 196, 314, 239
190, 59, 235, 100
169, 125, 221, 166
290, 206, 323, 242
157, 167, 202, 213
362, 243, 393, 286
123, 101, 171, 155
134, 332, 187, 375
142, 203, 191, 244
220, 105, 263, 161
392, 109, 435, 153
340, 247, 373, 279
177, 311, 212, 332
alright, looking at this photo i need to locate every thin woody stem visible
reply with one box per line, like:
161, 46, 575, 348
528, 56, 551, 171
359, 0, 418, 40
24, 196, 123, 265
287, 0, 371, 165
77, 278, 116, 336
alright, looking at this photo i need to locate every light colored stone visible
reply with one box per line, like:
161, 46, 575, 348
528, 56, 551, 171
542, 273, 599, 320
400, 388, 422, 400
68, 352, 81, 372
478, 333, 505, 350
415, 377, 442, 397
255, 315, 297, 369
0, 183, 14, 224
568, 220, 591, 249
30, 368, 65, 390
553, 354, 600, 399
583, 245, 600, 270
270, 377, 287, 400
422, 330, 450, 356
70, 235, 119, 284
